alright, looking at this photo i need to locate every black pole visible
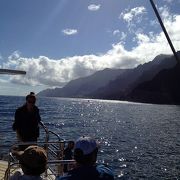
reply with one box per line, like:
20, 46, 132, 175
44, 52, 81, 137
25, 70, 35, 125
0, 69, 26, 75
150, 0, 179, 63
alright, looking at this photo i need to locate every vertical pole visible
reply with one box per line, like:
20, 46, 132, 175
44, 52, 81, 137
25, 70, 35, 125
150, 0, 179, 63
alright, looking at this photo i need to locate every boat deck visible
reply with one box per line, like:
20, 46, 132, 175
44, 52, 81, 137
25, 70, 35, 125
0, 160, 7, 180
0, 160, 56, 180
0, 123, 75, 179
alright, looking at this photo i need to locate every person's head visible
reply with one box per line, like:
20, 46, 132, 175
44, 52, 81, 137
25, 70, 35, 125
17, 145, 47, 176
26, 92, 36, 108
67, 141, 75, 150
74, 136, 98, 166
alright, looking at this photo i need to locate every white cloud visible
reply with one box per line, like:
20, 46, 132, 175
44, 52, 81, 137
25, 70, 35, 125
120, 6, 146, 23
159, 5, 171, 20
3, 47, 140, 87
113, 30, 120, 36
120, 32, 127, 41
163, 0, 174, 3
113, 30, 127, 42
158, 6, 180, 40
119, 6, 147, 33
2, 7, 180, 89
62, 29, 78, 35
88, 4, 101, 11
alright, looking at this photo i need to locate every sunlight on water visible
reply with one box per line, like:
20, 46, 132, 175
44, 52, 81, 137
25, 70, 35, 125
118, 158, 125, 162
0, 96, 180, 179
117, 171, 124, 178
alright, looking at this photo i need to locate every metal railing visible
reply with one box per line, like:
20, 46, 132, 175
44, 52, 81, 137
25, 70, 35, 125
4, 122, 75, 179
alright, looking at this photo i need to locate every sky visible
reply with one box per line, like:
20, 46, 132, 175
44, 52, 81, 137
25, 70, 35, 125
0, 0, 180, 96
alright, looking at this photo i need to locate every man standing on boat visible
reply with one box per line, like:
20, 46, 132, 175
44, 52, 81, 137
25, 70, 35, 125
12, 92, 41, 149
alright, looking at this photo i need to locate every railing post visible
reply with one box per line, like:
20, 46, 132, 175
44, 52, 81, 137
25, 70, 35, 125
39, 121, 49, 177
57, 141, 65, 176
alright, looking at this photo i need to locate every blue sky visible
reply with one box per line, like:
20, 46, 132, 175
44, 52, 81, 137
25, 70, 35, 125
0, 0, 180, 96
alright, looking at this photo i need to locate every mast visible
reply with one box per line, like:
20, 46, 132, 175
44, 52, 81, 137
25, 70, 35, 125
0, 69, 26, 75
149, 0, 180, 63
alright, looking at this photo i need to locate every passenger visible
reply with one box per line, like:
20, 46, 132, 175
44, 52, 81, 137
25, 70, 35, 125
63, 141, 75, 173
56, 136, 114, 180
10, 145, 47, 180
12, 92, 41, 150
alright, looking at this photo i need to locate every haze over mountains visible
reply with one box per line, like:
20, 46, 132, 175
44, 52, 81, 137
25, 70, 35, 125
38, 52, 180, 104
38, 68, 128, 97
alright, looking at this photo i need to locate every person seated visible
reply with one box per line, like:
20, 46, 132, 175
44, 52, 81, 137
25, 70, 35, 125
63, 141, 75, 173
56, 136, 114, 180
10, 145, 47, 180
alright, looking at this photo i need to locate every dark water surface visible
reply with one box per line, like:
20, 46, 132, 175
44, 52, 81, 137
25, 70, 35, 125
0, 96, 180, 179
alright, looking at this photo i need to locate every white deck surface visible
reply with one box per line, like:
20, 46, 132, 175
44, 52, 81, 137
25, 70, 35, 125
0, 160, 8, 180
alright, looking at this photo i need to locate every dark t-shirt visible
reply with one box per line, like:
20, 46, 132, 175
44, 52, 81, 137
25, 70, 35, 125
12, 104, 41, 141
56, 164, 114, 180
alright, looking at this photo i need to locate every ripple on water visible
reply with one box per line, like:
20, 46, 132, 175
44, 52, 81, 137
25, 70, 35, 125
0, 96, 180, 179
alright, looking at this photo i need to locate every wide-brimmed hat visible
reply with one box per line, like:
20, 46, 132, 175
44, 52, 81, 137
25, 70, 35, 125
75, 136, 98, 155
17, 145, 47, 174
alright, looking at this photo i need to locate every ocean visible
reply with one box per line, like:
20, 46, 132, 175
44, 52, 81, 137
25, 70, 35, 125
0, 95, 180, 179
